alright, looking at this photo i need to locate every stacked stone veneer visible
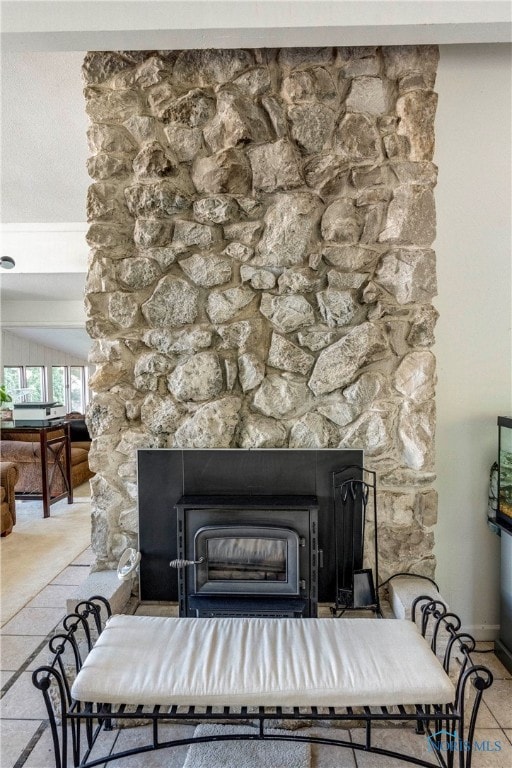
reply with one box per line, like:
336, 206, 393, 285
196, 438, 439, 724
83, 46, 439, 582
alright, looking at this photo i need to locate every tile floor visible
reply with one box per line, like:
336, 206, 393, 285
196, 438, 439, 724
2, 538, 512, 766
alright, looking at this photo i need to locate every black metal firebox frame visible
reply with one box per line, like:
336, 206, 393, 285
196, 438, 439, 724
174, 494, 319, 617
137, 448, 364, 604
33, 595, 493, 768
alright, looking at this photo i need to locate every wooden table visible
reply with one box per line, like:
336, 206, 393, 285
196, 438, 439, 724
1, 423, 73, 517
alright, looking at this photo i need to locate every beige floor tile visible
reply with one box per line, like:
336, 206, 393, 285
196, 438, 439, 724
50, 564, 89, 586
0, 634, 46, 670
505, 729, 512, 745
351, 726, 431, 767
0, 606, 64, 636
306, 727, 355, 768
483, 679, 512, 729
0, 719, 42, 768
107, 723, 196, 767
72, 547, 94, 566
469, 728, 512, 768
472, 649, 512, 680
0, 670, 48, 719
26, 584, 74, 609
23, 721, 117, 768
1, 669, 14, 688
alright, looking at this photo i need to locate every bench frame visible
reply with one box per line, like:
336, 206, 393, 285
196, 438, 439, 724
33, 595, 493, 768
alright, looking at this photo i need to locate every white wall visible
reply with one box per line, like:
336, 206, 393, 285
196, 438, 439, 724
434, 43, 512, 638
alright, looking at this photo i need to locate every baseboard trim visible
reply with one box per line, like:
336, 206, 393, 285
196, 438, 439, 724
461, 624, 500, 642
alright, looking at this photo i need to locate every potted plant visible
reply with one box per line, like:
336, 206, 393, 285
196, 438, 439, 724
0, 385, 13, 423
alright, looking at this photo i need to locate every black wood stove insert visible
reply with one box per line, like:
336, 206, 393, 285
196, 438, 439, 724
137, 448, 363, 616
173, 495, 319, 617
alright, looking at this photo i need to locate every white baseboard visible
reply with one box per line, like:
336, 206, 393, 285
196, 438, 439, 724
461, 624, 500, 642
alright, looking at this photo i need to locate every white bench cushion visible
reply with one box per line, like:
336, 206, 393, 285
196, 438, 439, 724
71, 615, 455, 708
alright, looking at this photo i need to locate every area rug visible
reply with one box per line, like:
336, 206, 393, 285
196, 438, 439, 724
0, 498, 91, 625
183, 724, 310, 768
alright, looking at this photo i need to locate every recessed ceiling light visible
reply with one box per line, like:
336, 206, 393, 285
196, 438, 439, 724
0, 256, 16, 269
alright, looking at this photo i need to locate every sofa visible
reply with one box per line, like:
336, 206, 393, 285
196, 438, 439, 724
0, 422, 93, 500
1, 461, 19, 536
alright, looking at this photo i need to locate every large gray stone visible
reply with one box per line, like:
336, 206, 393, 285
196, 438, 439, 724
394, 351, 436, 403
252, 373, 311, 419
343, 371, 387, 407
259, 294, 315, 333
143, 327, 212, 354
268, 333, 314, 375
88, 394, 127, 436
160, 88, 215, 126
88, 123, 136, 153
167, 351, 224, 402
88, 362, 127, 392
296, 326, 337, 351
223, 221, 262, 246
345, 76, 392, 115
203, 89, 271, 152
233, 67, 272, 95
116, 257, 160, 289
191, 149, 252, 195
407, 305, 439, 347
173, 220, 219, 248
87, 153, 133, 180
382, 45, 439, 83
316, 398, 355, 427
278, 48, 334, 69
247, 139, 302, 192
163, 124, 203, 161
374, 248, 437, 304
206, 285, 255, 323
222, 242, 254, 262
321, 199, 362, 244
278, 267, 321, 294
339, 47, 380, 77
238, 353, 265, 392
240, 265, 276, 290
215, 319, 266, 353
141, 276, 199, 327
133, 219, 171, 247
289, 103, 336, 154
396, 91, 438, 162
141, 393, 184, 433
289, 412, 332, 448
173, 396, 242, 447
281, 67, 337, 102
261, 94, 288, 137
322, 244, 379, 271
303, 153, 350, 198
125, 181, 192, 218
238, 414, 288, 448
173, 49, 255, 88
180, 252, 232, 287
254, 193, 323, 267
334, 113, 382, 163
398, 400, 435, 471
132, 141, 179, 178
379, 185, 436, 246
308, 322, 386, 395
338, 411, 391, 456
193, 195, 240, 224
317, 289, 357, 327
108, 292, 139, 328
85, 88, 143, 122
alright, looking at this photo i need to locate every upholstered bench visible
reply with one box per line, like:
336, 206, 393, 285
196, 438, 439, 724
33, 597, 493, 768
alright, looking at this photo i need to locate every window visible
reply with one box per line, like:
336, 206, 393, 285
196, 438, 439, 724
3, 366, 46, 401
52, 366, 88, 413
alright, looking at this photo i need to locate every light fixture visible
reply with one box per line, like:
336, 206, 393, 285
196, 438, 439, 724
0, 256, 15, 269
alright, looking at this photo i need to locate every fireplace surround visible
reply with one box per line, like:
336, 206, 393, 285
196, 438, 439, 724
137, 448, 363, 609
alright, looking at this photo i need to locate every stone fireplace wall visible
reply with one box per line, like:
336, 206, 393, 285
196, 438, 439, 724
83, 46, 439, 582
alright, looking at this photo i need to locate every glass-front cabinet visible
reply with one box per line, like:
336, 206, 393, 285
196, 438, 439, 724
497, 416, 512, 534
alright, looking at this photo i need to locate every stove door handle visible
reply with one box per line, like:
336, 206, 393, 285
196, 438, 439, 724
169, 557, 205, 569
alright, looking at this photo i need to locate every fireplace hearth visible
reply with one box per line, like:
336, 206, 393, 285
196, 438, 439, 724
137, 448, 364, 610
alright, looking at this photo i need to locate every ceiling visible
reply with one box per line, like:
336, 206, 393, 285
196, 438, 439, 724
1, 1, 510, 360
